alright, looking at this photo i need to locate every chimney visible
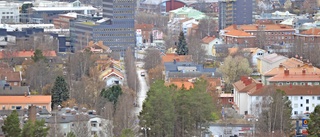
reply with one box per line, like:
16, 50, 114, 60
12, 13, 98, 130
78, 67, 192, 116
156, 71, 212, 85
284, 68, 289, 76
256, 83, 263, 90
302, 68, 306, 75
24, 92, 27, 97
4, 77, 7, 81
71, 109, 76, 115
61, 113, 66, 119
66, 107, 71, 113
309, 63, 313, 68
28, 105, 37, 123
82, 107, 87, 112
279, 63, 283, 68
92, 110, 97, 115
58, 105, 62, 111
295, 54, 299, 58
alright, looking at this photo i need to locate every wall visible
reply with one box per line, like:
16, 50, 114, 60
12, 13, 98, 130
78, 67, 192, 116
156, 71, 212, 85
105, 76, 123, 87
1, 103, 51, 112
165, 1, 185, 12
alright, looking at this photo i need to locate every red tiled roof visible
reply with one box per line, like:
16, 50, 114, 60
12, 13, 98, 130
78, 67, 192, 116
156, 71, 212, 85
224, 29, 253, 37
100, 68, 124, 80
300, 28, 320, 35
0, 72, 21, 82
135, 23, 154, 31
0, 50, 57, 59
233, 76, 262, 92
202, 36, 216, 44
161, 53, 192, 63
249, 85, 320, 96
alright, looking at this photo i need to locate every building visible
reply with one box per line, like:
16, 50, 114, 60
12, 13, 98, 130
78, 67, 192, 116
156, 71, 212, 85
70, 0, 135, 51
256, 53, 288, 74
0, 1, 20, 24
218, 0, 253, 29
85, 41, 111, 53
53, 13, 77, 29
161, 53, 192, 63
201, 36, 224, 56
294, 28, 320, 46
0, 71, 22, 86
254, 11, 296, 24
0, 95, 52, 111
221, 24, 295, 47
40, 107, 111, 137
249, 85, 320, 117
0, 50, 57, 60
262, 58, 320, 84
266, 68, 320, 85
31, 0, 97, 23
99, 68, 124, 87
135, 23, 154, 45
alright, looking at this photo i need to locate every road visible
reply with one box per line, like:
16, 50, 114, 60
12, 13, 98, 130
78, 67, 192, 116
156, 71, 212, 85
133, 48, 149, 116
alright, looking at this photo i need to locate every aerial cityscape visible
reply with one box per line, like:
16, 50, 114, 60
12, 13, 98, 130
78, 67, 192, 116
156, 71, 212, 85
0, 0, 319, 136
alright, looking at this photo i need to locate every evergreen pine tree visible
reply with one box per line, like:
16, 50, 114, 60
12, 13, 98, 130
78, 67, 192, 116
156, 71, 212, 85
51, 76, 69, 108
176, 31, 188, 55
308, 105, 320, 136
31, 49, 46, 62
1, 110, 21, 137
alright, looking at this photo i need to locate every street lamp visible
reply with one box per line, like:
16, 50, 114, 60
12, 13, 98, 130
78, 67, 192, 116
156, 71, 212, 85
248, 118, 258, 137
141, 125, 151, 137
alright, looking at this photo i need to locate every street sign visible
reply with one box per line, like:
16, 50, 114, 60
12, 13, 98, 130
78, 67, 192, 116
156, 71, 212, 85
302, 119, 308, 127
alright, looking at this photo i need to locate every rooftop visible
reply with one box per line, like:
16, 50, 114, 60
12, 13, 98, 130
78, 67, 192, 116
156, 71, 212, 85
250, 85, 320, 96
135, 23, 154, 31
202, 36, 216, 44
300, 28, 320, 35
258, 53, 288, 64
0, 95, 51, 104
267, 73, 320, 82
161, 53, 192, 63
170, 6, 206, 20
0, 50, 57, 59
0, 86, 29, 96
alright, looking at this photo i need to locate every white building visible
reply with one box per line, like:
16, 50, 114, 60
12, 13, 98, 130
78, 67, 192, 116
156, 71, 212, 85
201, 36, 223, 56
257, 53, 288, 74
181, 18, 198, 35
0, 1, 20, 24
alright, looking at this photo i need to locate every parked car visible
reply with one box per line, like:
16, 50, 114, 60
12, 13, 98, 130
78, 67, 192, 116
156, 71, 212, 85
140, 72, 145, 77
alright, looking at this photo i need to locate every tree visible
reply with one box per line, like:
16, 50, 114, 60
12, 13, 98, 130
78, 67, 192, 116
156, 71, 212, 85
120, 129, 135, 137
143, 49, 162, 71
187, 34, 206, 64
100, 85, 122, 106
302, 0, 317, 14
124, 47, 139, 92
176, 32, 188, 55
284, 0, 292, 11
218, 56, 252, 91
31, 49, 46, 62
66, 132, 76, 137
1, 110, 21, 137
308, 105, 320, 136
22, 119, 49, 137
198, 15, 218, 38
255, 25, 267, 49
51, 76, 69, 108
139, 80, 175, 137
256, 88, 293, 136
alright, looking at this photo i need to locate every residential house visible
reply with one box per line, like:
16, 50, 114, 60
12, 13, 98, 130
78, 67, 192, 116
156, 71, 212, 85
201, 36, 224, 56
40, 107, 111, 137
221, 24, 295, 47
85, 41, 111, 53
262, 58, 320, 84
0, 71, 22, 86
219, 93, 234, 106
256, 53, 288, 74
135, 23, 154, 45
0, 85, 30, 96
164, 62, 218, 81
99, 68, 124, 87
165, 78, 194, 90
266, 68, 320, 85
0, 50, 57, 60
0, 95, 52, 111
161, 53, 192, 63
181, 18, 199, 36
232, 76, 263, 115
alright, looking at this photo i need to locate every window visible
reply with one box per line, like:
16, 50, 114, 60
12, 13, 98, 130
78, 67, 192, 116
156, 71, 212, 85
16, 106, 21, 110
312, 104, 315, 107
308, 82, 312, 85
11, 106, 15, 110
301, 96, 303, 100
99, 123, 102, 127
294, 111, 298, 115
256, 96, 260, 100
306, 107, 309, 111
306, 99, 309, 104
318, 97, 320, 100
228, 99, 232, 102
301, 82, 305, 85
301, 104, 303, 107
294, 96, 298, 100
2, 105, 5, 110
91, 123, 96, 127
43, 106, 46, 109
313, 96, 315, 100
294, 104, 298, 108
315, 82, 320, 85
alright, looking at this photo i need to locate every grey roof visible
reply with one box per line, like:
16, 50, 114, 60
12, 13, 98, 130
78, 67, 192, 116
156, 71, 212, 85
168, 71, 221, 78
0, 86, 29, 96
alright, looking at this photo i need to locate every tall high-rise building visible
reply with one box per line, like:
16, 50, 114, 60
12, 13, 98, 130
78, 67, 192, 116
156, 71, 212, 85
70, 0, 136, 52
218, 0, 253, 29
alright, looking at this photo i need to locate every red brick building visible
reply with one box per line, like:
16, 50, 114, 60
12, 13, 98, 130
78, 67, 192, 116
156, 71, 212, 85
294, 28, 320, 45
53, 13, 77, 29
221, 24, 295, 47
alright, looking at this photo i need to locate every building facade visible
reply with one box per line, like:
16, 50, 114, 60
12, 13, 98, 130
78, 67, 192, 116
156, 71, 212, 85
0, 2, 20, 24
218, 0, 253, 29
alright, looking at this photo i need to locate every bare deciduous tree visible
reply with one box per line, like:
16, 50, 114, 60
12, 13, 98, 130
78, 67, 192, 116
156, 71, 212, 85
124, 48, 139, 92
143, 49, 161, 71
187, 34, 206, 64
198, 15, 218, 38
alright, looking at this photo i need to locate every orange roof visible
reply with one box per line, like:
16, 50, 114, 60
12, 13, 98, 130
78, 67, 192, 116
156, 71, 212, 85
233, 76, 262, 93
207, 77, 222, 87
0, 95, 51, 104
300, 28, 320, 35
224, 29, 253, 37
0, 71, 21, 82
161, 53, 192, 63
224, 24, 294, 32
0, 50, 57, 59
264, 65, 320, 76
228, 47, 239, 54
268, 73, 320, 82
135, 23, 154, 31
202, 36, 216, 44
100, 68, 124, 80
166, 78, 194, 90
281, 58, 304, 68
